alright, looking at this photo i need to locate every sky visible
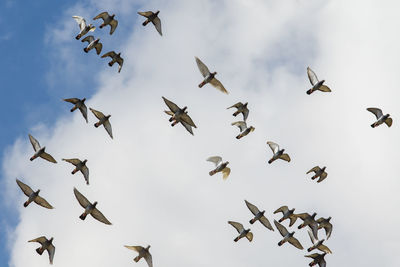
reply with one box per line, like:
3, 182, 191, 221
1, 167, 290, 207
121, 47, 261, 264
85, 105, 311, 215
1, 0, 400, 266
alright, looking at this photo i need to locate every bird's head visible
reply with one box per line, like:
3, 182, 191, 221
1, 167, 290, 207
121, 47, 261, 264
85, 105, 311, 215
49, 237, 54, 243
106, 115, 111, 120
35, 189, 40, 194
327, 217, 331, 221
83, 159, 88, 164
311, 213, 317, 218
93, 201, 98, 207
290, 208, 295, 213
212, 71, 217, 75
111, 14, 115, 19
182, 106, 187, 112
155, 11, 160, 15
146, 245, 151, 250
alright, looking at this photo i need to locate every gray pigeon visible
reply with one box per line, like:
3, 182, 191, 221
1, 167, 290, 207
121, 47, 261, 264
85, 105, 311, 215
81, 35, 102, 55
307, 166, 328, 183
228, 221, 253, 242
101, 51, 124, 73
267, 141, 290, 164
72, 16, 95, 40
125, 245, 153, 267
90, 107, 113, 139
274, 220, 303, 250
93, 12, 118, 34
296, 212, 318, 239
307, 229, 332, 254
73, 187, 112, 225
16, 179, 53, 209
62, 158, 89, 185
306, 67, 331, 95
231, 121, 255, 139
195, 57, 228, 94
367, 107, 392, 128
207, 156, 230, 180
163, 96, 197, 135
244, 200, 273, 231
305, 253, 327, 267
28, 236, 55, 264
316, 217, 332, 240
227, 102, 249, 121
63, 98, 88, 123
29, 134, 57, 163
274, 206, 298, 226
138, 11, 162, 36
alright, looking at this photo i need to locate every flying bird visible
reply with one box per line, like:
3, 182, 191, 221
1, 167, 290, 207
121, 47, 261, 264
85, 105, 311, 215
307, 166, 328, 183
63, 97, 88, 123
244, 200, 273, 231
81, 35, 102, 55
307, 229, 332, 254
90, 107, 113, 139
305, 253, 327, 267
274, 206, 298, 226
93, 12, 118, 34
296, 212, 319, 239
73, 187, 112, 225
227, 102, 249, 121
306, 67, 331, 95
274, 220, 303, 250
163, 96, 197, 135
72, 16, 95, 40
101, 51, 123, 73
207, 156, 230, 180
228, 221, 253, 242
138, 11, 162, 36
62, 158, 89, 185
366, 107, 392, 128
231, 121, 255, 139
16, 179, 54, 209
316, 217, 332, 240
266, 141, 290, 164
195, 57, 228, 94
28, 134, 57, 163
124, 245, 153, 267
28, 236, 55, 264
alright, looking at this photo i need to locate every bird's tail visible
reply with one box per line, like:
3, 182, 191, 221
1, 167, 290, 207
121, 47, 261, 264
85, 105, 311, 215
306, 88, 313, 95
134, 256, 140, 262
72, 169, 78, 174
198, 81, 206, 88
75, 34, 81, 40
234, 237, 239, 242
83, 47, 88, 53
209, 170, 216, 176
311, 175, 318, 180
278, 240, 284, 246
371, 123, 376, 128
23, 201, 30, 207
30, 155, 36, 161
233, 111, 240, 116
71, 106, 78, 112
142, 20, 149, 26
79, 213, 87, 220
268, 158, 273, 164
94, 122, 101, 128
249, 218, 255, 224
236, 134, 243, 139
36, 247, 44, 255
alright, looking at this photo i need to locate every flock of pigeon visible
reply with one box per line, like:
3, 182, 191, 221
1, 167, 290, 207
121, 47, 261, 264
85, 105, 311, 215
15, 6, 395, 267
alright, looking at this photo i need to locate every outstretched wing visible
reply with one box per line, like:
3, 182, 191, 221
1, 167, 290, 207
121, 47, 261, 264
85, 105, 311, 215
222, 167, 230, 180
124, 245, 143, 252
79, 104, 88, 123
28, 236, 47, 244
274, 205, 289, 214
109, 20, 118, 35
89, 108, 106, 120
81, 35, 94, 44
47, 244, 55, 264
318, 85, 331, 92
231, 121, 247, 132
227, 102, 243, 109
244, 200, 260, 215
34, 196, 54, 209
73, 187, 91, 208
274, 220, 288, 237
144, 252, 153, 267
207, 156, 222, 166
228, 221, 244, 233
62, 158, 81, 166
72, 16, 86, 30
195, 57, 210, 77
16, 179, 34, 197
210, 78, 228, 94
307, 67, 319, 86
81, 166, 89, 185
181, 121, 194, 135
307, 166, 320, 174
267, 141, 279, 154
40, 152, 57, 163
93, 12, 109, 21
137, 11, 154, 18
367, 108, 383, 119
385, 117, 393, 127
103, 120, 113, 139
91, 207, 112, 225
162, 97, 180, 113
101, 51, 117, 59
288, 236, 303, 250
308, 229, 317, 244
63, 98, 80, 104
28, 134, 41, 152
259, 216, 274, 231
95, 43, 103, 55
279, 153, 291, 162
152, 17, 162, 36
318, 172, 328, 183
181, 113, 196, 128
117, 57, 123, 73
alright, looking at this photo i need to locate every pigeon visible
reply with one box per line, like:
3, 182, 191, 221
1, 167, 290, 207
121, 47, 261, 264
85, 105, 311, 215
163, 96, 197, 135
195, 57, 228, 94
138, 11, 162, 36
274, 220, 303, 250
306, 67, 331, 95
231, 121, 255, 139
89, 108, 113, 139
367, 107, 393, 128
296, 212, 319, 239
124, 245, 153, 267
63, 98, 88, 123
244, 200, 273, 231
274, 206, 298, 226
228, 221, 253, 242
307, 166, 328, 183
73, 187, 112, 225
207, 156, 230, 180
72, 16, 95, 40
16, 179, 53, 209
28, 134, 57, 163
93, 12, 118, 34
307, 229, 332, 254
28, 236, 55, 264
316, 217, 332, 240
266, 141, 290, 164
62, 158, 89, 185
101, 51, 124, 73
305, 253, 327, 267
81, 35, 102, 55
227, 102, 249, 121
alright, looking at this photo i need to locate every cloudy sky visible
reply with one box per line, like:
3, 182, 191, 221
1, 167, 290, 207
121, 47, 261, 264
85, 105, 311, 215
1, 0, 400, 266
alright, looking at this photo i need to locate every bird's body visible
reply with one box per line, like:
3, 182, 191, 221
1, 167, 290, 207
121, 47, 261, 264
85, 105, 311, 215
305, 253, 327, 267
307, 229, 332, 254
296, 212, 319, 239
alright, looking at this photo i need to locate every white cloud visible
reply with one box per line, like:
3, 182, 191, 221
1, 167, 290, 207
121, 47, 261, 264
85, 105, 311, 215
3, 0, 400, 266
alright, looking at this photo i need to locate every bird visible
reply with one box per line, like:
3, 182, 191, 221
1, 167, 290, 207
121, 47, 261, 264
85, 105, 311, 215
63, 98, 88, 123
207, 156, 230, 180
227, 102, 249, 121
231, 121, 255, 139
28, 134, 57, 163
366, 107, 393, 128
72, 16, 95, 40
305, 252, 327, 267
307, 166, 328, 183
124, 245, 153, 267
28, 236, 55, 264
62, 158, 89, 185
163, 96, 197, 135
89, 107, 113, 139
316, 217, 332, 240
274, 206, 298, 226
138, 11, 162, 36
228, 221, 253, 242
307, 229, 332, 254
266, 141, 290, 164
244, 200, 273, 231
274, 220, 303, 250
195, 57, 228, 94
101, 51, 123, 73
73, 187, 112, 225
306, 67, 331, 95
296, 212, 319, 239
16, 179, 53, 209
93, 12, 118, 34
81, 35, 102, 55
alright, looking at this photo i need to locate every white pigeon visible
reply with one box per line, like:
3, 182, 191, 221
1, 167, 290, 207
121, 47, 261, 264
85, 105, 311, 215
366, 107, 392, 128
72, 16, 95, 40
